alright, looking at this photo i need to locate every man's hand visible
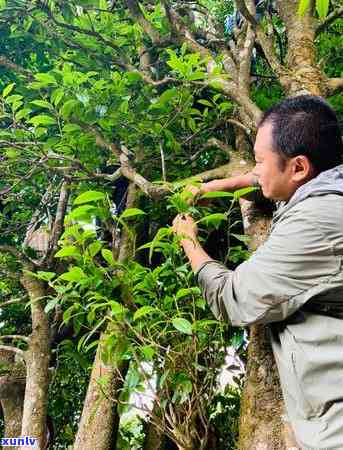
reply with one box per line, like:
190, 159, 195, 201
172, 213, 198, 243
172, 213, 214, 273
184, 184, 211, 206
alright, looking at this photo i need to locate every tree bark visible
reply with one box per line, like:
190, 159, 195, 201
19, 273, 50, 450
74, 183, 138, 450
73, 329, 129, 450
0, 351, 25, 450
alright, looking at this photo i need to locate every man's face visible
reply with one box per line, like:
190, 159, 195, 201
253, 122, 298, 201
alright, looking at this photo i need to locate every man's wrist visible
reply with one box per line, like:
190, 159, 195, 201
180, 235, 198, 249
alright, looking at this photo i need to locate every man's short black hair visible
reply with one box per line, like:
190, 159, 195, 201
258, 95, 343, 173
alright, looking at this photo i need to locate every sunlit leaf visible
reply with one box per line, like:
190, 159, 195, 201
172, 317, 193, 335
74, 191, 106, 205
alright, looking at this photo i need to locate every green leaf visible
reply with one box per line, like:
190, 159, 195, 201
44, 298, 59, 313
230, 332, 245, 349
87, 241, 102, 258
59, 266, 86, 282
197, 99, 213, 107
298, 0, 311, 15
66, 205, 96, 220
63, 124, 81, 133
28, 115, 56, 126
133, 306, 158, 321
233, 186, 258, 199
36, 271, 56, 281
119, 208, 146, 219
60, 99, 80, 118
101, 249, 115, 266
30, 99, 53, 110
126, 368, 140, 389
15, 108, 32, 120
316, 0, 329, 18
5, 95, 23, 104
231, 233, 251, 244
172, 318, 193, 335
34, 72, 57, 86
141, 345, 155, 360
176, 287, 201, 300
188, 71, 205, 81
51, 88, 64, 106
2, 83, 15, 98
200, 191, 234, 199
197, 213, 227, 227
54, 246, 81, 258
74, 191, 106, 205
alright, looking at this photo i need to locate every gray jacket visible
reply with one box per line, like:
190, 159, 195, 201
195, 164, 343, 450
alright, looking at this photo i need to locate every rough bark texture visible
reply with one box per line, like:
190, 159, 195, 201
19, 273, 50, 450
0, 351, 25, 450
73, 330, 129, 450
73, 183, 138, 450
237, 198, 299, 450
143, 421, 166, 450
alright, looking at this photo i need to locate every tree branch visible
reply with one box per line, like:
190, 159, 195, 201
125, 0, 169, 45
0, 335, 30, 344
0, 299, 25, 308
49, 181, 70, 256
0, 345, 26, 358
0, 56, 33, 80
235, 0, 258, 27
236, 0, 288, 81
327, 78, 343, 96
38, 1, 122, 55
316, 6, 343, 36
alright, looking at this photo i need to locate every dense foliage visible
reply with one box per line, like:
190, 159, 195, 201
0, 0, 341, 448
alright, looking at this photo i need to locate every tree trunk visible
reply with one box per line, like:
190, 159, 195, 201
19, 273, 50, 450
74, 183, 138, 450
0, 351, 25, 450
73, 329, 129, 450
237, 198, 299, 449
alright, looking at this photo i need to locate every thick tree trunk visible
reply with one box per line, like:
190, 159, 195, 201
19, 273, 50, 450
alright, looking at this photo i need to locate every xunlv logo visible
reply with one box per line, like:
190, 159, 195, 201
0, 437, 38, 446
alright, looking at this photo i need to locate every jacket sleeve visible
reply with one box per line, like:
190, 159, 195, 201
195, 202, 340, 326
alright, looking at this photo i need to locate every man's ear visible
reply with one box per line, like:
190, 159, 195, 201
292, 155, 312, 181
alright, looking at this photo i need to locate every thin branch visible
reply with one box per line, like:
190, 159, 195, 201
235, 0, 258, 27
23, 186, 53, 248
125, 0, 169, 45
316, 6, 343, 36
0, 56, 34, 80
236, 0, 287, 81
72, 120, 122, 159
49, 181, 70, 255
0, 299, 25, 307
38, 0, 122, 54
0, 335, 30, 344
0, 345, 26, 358
160, 142, 167, 182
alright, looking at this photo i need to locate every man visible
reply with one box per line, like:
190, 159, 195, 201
172, 95, 343, 449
